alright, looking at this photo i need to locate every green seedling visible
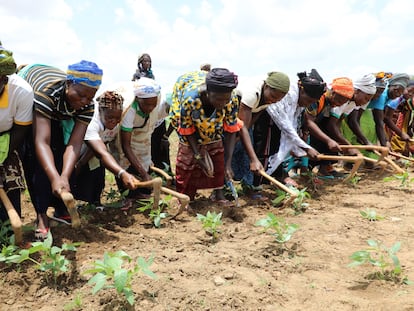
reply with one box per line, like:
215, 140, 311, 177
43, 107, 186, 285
271, 189, 287, 207
348, 239, 409, 283
291, 188, 311, 214
255, 213, 299, 244
63, 292, 83, 311
83, 251, 157, 306
137, 195, 171, 228
359, 208, 384, 221
348, 175, 361, 186
103, 187, 129, 208
196, 211, 223, 242
383, 171, 414, 188
0, 232, 79, 284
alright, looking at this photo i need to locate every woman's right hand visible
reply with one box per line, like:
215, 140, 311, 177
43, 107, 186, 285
122, 172, 140, 190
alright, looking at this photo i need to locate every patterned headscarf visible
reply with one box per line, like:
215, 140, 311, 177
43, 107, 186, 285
353, 74, 376, 95
297, 69, 326, 99
206, 68, 238, 92
265, 71, 290, 93
331, 77, 354, 99
0, 49, 16, 76
97, 91, 124, 110
132, 77, 161, 98
67, 60, 103, 89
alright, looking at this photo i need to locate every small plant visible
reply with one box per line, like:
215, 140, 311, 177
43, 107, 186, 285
291, 188, 311, 214
359, 208, 384, 221
348, 175, 361, 186
84, 251, 157, 306
383, 171, 414, 188
255, 213, 299, 244
137, 195, 171, 228
63, 292, 83, 311
103, 187, 129, 208
348, 239, 409, 283
271, 189, 287, 207
0, 232, 79, 284
196, 211, 223, 242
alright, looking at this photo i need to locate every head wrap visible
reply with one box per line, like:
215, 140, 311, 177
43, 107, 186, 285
375, 77, 387, 89
67, 60, 103, 89
265, 71, 290, 93
0, 49, 17, 76
206, 68, 238, 92
353, 73, 376, 95
297, 69, 326, 99
132, 77, 161, 98
331, 77, 354, 99
388, 73, 410, 88
97, 91, 124, 110
138, 53, 151, 64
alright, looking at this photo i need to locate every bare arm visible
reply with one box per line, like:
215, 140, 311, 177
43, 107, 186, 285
33, 112, 64, 195
346, 110, 370, 145
304, 112, 341, 152
86, 139, 138, 189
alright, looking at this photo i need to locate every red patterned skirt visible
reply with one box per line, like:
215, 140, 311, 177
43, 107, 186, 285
175, 140, 224, 200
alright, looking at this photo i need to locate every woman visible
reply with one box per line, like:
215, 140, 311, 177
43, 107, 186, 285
266, 69, 326, 178
0, 46, 33, 223
304, 77, 354, 176
169, 68, 239, 204
131, 53, 154, 81
19, 60, 103, 239
71, 91, 139, 208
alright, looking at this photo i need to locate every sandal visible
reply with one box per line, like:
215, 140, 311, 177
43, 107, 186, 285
284, 177, 299, 188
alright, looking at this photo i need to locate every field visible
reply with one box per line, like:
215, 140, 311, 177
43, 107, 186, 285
1, 159, 414, 311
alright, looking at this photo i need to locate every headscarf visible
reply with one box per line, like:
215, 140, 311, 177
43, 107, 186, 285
353, 73, 376, 95
331, 77, 354, 99
388, 73, 410, 88
206, 68, 238, 92
132, 77, 161, 98
97, 91, 124, 110
67, 60, 103, 89
265, 71, 290, 93
375, 77, 387, 89
297, 69, 326, 99
0, 49, 17, 76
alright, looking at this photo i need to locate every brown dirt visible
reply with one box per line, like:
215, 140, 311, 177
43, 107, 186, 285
1, 165, 414, 311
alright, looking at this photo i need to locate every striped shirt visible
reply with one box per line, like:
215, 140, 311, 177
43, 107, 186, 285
19, 64, 94, 124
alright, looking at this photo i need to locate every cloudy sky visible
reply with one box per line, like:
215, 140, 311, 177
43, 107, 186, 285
1, 0, 413, 93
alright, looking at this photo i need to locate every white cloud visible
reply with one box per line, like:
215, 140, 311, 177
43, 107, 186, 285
2, 0, 413, 93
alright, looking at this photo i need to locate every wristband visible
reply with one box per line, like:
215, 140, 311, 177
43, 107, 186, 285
194, 153, 202, 161
162, 134, 169, 140
117, 169, 126, 179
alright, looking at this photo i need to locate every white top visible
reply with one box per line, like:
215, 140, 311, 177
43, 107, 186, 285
236, 80, 269, 113
266, 83, 311, 175
0, 74, 33, 133
108, 81, 167, 171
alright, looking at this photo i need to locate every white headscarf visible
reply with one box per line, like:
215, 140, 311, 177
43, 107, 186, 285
353, 74, 376, 95
132, 77, 161, 98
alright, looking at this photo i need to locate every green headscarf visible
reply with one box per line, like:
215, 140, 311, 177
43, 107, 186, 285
0, 48, 16, 76
265, 71, 290, 93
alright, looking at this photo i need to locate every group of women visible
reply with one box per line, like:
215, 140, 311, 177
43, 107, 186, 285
1, 40, 413, 241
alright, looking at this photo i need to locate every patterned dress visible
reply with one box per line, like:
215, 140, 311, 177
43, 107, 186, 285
169, 71, 240, 199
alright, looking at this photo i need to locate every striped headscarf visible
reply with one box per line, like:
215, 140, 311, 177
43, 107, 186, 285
353, 74, 376, 95
0, 49, 16, 76
97, 91, 124, 110
67, 60, 103, 89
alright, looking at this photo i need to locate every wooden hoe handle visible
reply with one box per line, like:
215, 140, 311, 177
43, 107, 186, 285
0, 188, 23, 245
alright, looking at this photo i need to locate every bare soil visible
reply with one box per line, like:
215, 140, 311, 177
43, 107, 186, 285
1, 164, 414, 311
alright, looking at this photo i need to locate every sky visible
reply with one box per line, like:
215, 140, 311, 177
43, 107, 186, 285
1, 0, 414, 94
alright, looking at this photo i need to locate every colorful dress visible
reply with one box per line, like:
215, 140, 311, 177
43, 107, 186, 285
170, 71, 240, 199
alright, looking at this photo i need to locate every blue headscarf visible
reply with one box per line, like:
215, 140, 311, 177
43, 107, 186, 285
67, 60, 103, 89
